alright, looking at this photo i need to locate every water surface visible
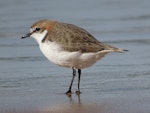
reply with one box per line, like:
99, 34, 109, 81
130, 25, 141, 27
0, 0, 150, 113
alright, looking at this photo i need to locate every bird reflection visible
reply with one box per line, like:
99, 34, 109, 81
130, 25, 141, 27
66, 93, 81, 105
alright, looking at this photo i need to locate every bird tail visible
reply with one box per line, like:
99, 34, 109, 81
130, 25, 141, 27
105, 44, 128, 53
96, 48, 128, 60
112, 47, 128, 53
96, 44, 128, 60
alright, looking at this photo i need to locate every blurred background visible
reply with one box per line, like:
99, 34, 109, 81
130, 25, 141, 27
0, 0, 150, 112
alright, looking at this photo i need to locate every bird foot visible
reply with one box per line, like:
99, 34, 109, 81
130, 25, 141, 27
65, 90, 72, 96
76, 90, 81, 95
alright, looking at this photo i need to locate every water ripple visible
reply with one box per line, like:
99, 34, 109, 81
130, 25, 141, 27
0, 56, 44, 62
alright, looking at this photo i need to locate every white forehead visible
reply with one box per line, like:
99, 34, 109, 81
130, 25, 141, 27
30, 27, 35, 33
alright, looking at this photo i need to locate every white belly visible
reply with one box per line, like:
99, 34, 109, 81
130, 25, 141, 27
39, 42, 103, 69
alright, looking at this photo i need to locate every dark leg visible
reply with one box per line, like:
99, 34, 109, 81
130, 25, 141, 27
66, 68, 76, 95
76, 69, 81, 94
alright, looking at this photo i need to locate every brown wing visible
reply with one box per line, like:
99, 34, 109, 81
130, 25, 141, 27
45, 22, 112, 53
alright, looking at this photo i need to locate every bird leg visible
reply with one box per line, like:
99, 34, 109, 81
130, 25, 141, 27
76, 69, 81, 94
66, 68, 76, 95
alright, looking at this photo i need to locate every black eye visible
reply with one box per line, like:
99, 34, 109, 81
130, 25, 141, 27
35, 27, 41, 31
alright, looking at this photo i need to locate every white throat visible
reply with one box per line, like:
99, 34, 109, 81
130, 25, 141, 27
31, 30, 48, 44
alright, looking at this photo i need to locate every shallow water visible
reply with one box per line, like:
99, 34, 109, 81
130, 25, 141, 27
0, 0, 150, 113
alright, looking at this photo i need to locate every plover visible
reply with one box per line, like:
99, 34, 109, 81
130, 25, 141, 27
21, 19, 127, 95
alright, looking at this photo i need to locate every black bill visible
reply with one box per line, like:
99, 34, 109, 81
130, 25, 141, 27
21, 32, 31, 39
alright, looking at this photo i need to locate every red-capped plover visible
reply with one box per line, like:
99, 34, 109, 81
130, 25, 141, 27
22, 20, 127, 95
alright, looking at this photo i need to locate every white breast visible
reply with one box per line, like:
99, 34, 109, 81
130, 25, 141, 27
39, 41, 102, 69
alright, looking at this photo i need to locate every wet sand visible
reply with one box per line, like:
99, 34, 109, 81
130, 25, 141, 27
1, 94, 150, 113
41, 97, 150, 113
